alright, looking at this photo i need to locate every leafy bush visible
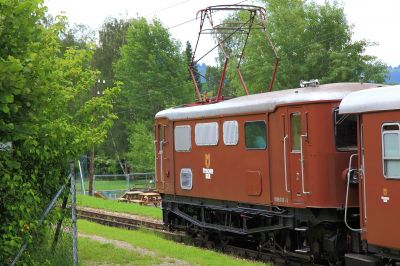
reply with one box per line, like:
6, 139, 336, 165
0, 0, 119, 263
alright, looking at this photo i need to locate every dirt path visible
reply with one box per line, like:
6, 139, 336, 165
79, 232, 192, 266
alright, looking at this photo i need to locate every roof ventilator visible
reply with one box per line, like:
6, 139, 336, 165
300, 79, 319, 88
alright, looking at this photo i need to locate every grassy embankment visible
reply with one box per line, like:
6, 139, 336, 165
79, 237, 160, 265
78, 220, 266, 266
76, 194, 266, 265
76, 194, 162, 219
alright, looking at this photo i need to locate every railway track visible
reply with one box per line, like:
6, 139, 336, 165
76, 207, 324, 265
76, 207, 187, 242
77, 207, 164, 230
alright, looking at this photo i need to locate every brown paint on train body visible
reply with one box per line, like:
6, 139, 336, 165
156, 100, 358, 209
357, 110, 400, 250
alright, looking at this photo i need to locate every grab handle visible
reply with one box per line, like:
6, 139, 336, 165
300, 134, 311, 194
283, 135, 290, 193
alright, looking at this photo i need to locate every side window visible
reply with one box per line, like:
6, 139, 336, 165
223, 120, 239, 145
291, 113, 301, 152
245, 121, 267, 149
382, 123, 400, 179
195, 122, 218, 146
174, 125, 191, 152
334, 109, 357, 151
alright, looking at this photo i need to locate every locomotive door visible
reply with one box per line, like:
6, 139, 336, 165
287, 107, 307, 203
155, 122, 171, 193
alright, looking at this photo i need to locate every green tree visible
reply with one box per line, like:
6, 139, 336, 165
204, 65, 220, 96
224, 0, 387, 94
0, 0, 119, 263
115, 18, 193, 122
184, 41, 202, 92
60, 23, 96, 53
114, 18, 193, 171
93, 17, 131, 88
93, 18, 131, 163
126, 122, 154, 172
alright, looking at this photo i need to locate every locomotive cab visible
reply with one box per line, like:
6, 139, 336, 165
155, 82, 382, 264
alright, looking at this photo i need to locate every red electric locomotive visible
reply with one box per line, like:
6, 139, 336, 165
340, 85, 400, 265
154, 82, 382, 263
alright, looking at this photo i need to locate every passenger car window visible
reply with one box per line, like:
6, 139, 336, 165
291, 113, 301, 152
245, 121, 266, 149
174, 125, 191, 152
334, 109, 357, 151
382, 123, 400, 179
195, 122, 219, 146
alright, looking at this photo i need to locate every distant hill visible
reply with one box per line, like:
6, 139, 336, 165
386, 66, 400, 84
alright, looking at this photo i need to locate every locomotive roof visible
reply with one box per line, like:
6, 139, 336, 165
156, 83, 380, 121
339, 84, 400, 114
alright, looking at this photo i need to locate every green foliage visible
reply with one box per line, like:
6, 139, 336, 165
224, 0, 387, 94
28, 228, 73, 266
59, 23, 96, 53
204, 65, 220, 95
0, 0, 119, 263
126, 122, 154, 172
115, 18, 193, 122
184, 41, 202, 91
114, 18, 194, 171
94, 154, 120, 174
93, 17, 131, 89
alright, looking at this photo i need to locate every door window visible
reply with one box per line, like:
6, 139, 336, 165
382, 123, 400, 178
291, 113, 301, 152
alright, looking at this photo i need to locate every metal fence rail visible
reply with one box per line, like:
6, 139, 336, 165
76, 172, 156, 196
11, 162, 78, 266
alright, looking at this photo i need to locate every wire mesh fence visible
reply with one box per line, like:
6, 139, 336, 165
75, 172, 155, 199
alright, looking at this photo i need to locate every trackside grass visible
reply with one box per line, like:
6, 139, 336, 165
76, 194, 162, 219
78, 220, 267, 266
79, 237, 160, 265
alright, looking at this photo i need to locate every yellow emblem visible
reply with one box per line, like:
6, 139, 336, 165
205, 153, 211, 168
383, 188, 388, 196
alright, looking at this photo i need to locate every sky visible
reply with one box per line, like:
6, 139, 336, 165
45, 0, 400, 67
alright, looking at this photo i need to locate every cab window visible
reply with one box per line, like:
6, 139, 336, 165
174, 125, 191, 152
245, 121, 266, 149
195, 122, 218, 146
334, 109, 357, 151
